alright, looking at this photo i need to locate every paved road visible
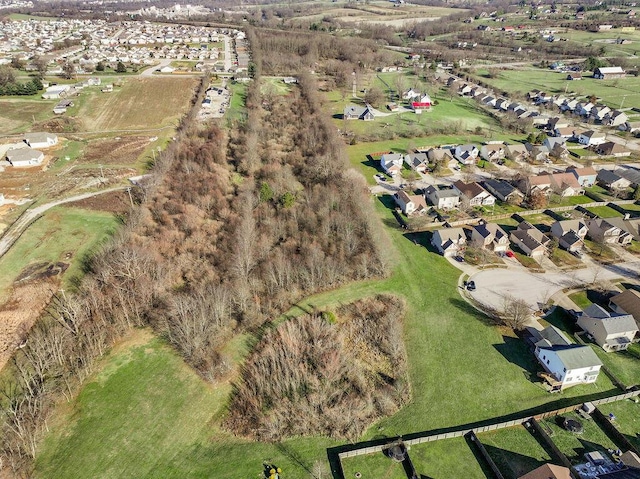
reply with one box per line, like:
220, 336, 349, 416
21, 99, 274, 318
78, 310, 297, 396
224, 35, 232, 72
140, 58, 173, 77
0, 187, 126, 259
466, 259, 640, 313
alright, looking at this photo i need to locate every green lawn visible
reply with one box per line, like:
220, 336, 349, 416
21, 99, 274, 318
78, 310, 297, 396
227, 82, 247, 122
548, 195, 594, 207
0, 98, 58, 134
584, 239, 619, 262
473, 67, 640, 110
586, 206, 625, 218
549, 248, 583, 268
591, 343, 640, 390
541, 411, 617, 464
480, 426, 552, 479
514, 251, 541, 270
598, 398, 640, 452
341, 451, 407, 479
568, 291, 593, 310
0, 206, 117, 302
34, 199, 620, 478
409, 437, 490, 479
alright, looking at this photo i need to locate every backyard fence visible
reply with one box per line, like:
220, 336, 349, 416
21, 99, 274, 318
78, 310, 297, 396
592, 407, 640, 456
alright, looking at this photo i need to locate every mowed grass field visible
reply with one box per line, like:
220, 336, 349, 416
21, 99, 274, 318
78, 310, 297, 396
476, 68, 640, 110
0, 98, 58, 134
76, 77, 198, 131
0, 206, 117, 302
34, 197, 619, 479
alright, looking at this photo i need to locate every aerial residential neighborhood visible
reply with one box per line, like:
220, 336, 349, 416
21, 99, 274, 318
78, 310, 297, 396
2, 1, 640, 479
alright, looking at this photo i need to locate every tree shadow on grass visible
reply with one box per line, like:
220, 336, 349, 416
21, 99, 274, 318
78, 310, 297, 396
448, 297, 499, 327
483, 443, 548, 479
493, 335, 541, 383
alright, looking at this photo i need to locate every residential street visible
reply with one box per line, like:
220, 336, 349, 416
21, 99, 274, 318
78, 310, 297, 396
465, 259, 640, 314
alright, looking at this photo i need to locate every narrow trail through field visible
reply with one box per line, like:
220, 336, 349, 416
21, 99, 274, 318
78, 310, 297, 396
0, 186, 126, 260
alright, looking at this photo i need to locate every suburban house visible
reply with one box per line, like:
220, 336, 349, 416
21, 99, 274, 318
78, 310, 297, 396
604, 216, 640, 241
567, 166, 598, 187
578, 130, 607, 146
617, 167, 640, 187
528, 325, 602, 390
343, 104, 374, 121
597, 169, 632, 190
431, 227, 466, 256
554, 126, 579, 138
483, 179, 523, 203
610, 289, 640, 327
549, 172, 583, 196
402, 88, 421, 100
425, 185, 461, 209
454, 144, 479, 165
380, 153, 404, 176
590, 105, 612, 123
41, 84, 70, 99
577, 304, 638, 352
548, 117, 570, 130
544, 137, 569, 160
470, 221, 509, 252
604, 110, 628, 127
575, 102, 595, 118
393, 190, 429, 216
5, 148, 45, 167
586, 218, 633, 245
619, 120, 640, 134
426, 147, 454, 165
595, 141, 632, 158
510, 221, 550, 258
525, 143, 550, 163
550, 219, 588, 252
593, 66, 626, 79
411, 93, 432, 112
452, 180, 496, 206
24, 132, 58, 149
505, 143, 529, 162
518, 464, 572, 479
479, 143, 506, 162
519, 174, 552, 197
404, 152, 429, 173
566, 72, 582, 81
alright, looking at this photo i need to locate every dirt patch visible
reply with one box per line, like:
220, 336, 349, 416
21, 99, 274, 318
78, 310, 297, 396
81, 136, 150, 166
15, 261, 69, 283
66, 189, 130, 213
33, 116, 81, 133
0, 279, 58, 371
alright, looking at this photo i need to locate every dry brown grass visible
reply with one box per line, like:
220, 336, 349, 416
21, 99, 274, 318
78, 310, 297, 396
225, 294, 408, 441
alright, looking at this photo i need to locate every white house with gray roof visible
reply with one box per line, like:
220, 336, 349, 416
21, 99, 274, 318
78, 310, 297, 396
24, 132, 58, 149
425, 185, 460, 210
577, 304, 638, 352
5, 148, 45, 167
528, 325, 602, 390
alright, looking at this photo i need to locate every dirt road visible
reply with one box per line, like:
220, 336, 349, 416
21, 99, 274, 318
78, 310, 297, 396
0, 186, 126, 260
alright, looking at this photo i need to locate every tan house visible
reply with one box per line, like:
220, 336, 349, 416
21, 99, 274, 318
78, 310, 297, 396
550, 219, 587, 252
519, 464, 572, 479
393, 190, 428, 216
431, 227, 466, 257
505, 143, 529, 162
586, 218, 633, 245
577, 304, 638, 352
610, 289, 640, 328
470, 222, 509, 252
510, 221, 550, 258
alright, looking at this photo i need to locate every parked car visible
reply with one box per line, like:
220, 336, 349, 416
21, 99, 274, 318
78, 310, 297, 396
466, 280, 476, 291
505, 251, 515, 258
455, 255, 465, 263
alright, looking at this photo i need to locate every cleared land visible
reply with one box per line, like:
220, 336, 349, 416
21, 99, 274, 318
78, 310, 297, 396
75, 77, 197, 131
0, 98, 59, 134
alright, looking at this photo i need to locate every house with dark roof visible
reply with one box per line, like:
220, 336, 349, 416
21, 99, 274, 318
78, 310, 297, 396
617, 167, 640, 187
431, 227, 466, 256
470, 222, 509, 252
343, 104, 374, 121
597, 169, 632, 191
510, 221, 550, 258
528, 325, 602, 390
404, 152, 429, 173
453, 144, 479, 165
483, 179, 523, 203
596, 141, 632, 158
550, 219, 587, 252
452, 180, 495, 206
578, 130, 607, 146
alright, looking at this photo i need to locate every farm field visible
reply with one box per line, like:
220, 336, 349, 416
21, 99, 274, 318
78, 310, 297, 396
75, 77, 198, 131
0, 97, 59, 134
33, 198, 620, 478
474, 68, 640, 110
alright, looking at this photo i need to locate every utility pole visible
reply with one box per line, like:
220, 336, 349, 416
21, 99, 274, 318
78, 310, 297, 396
126, 187, 134, 207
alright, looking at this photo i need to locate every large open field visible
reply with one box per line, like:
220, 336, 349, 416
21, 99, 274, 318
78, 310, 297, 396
75, 77, 198, 131
474, 67, 640, 110
33, 196, 619, 478
0, 97, 59, 134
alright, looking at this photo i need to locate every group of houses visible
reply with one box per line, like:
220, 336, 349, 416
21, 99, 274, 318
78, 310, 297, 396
518, 455, 640, 479
1, 132, 58, 168
1, 19, 241, 75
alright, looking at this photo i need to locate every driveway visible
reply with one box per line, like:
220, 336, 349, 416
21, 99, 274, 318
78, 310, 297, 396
466, 259, 640, 313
